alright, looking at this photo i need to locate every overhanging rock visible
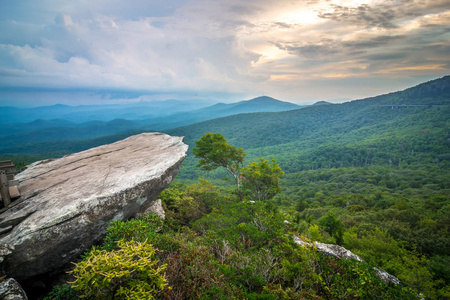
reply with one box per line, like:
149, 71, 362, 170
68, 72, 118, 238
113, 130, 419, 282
0, 133, 188, 280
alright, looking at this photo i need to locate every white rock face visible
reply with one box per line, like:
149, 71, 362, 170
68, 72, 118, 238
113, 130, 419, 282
0, 133, 188, 280
314, 242, 364, 262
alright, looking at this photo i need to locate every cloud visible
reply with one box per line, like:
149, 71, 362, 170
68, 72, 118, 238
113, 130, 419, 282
273, 35, 407, 63
316, 0, 450, 29
274, 39, 339, 59
0, 0, 449, 105
318, 4, 400, 29
267, 1, 450, 84
364, 53, 407, 61
0, 6, 262, 93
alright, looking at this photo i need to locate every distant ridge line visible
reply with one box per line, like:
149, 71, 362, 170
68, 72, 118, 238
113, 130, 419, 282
381, 104, 444, 109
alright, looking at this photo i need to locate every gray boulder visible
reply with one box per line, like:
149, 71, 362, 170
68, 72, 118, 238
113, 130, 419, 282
0, 133, 188, 280
314, 242, 364, 262
374, 268, 401, 285
0, 244, 14, 264
0, 278, 28, 300
136, 199, 165, 219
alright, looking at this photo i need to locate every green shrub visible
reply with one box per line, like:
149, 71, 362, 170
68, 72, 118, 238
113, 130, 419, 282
318, 211, 344, 244
70, 240, 168, 299
160, 179, 222, 227
308, 224, 323, 241
318, 256, 417, 299
242, 158, 284, 202
101, 213, 164, 250
43, 284, 79, 300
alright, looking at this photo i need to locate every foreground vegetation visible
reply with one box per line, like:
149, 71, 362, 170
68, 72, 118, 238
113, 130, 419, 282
46, 179, 423, 299
44, 131, 448, 299
277, 165, 449, 298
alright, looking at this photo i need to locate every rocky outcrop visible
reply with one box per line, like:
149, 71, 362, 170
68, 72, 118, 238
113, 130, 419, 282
0, 244, 14, 264
0, 278, 28, 300
374, 268, 400, 285
0, 133, 188, 280
314, 242, 364, 262
293, 236, 400, 285
136, 199, 165, 219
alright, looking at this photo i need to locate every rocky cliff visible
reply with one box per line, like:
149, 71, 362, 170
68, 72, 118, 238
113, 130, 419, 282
0, 132, 188, 280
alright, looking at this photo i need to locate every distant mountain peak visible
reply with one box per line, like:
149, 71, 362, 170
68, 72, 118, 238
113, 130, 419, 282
237, 96, 300, 109
244, 96, 299, 107
247, 96, 279, 102
313, 101, 332, 106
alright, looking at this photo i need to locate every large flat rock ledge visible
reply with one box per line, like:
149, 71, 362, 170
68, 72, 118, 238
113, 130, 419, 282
0, 132, 188, 280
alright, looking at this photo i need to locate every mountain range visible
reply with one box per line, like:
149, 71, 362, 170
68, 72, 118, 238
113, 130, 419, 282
0, 99, 216, 123
0, 76, 448, 168
0, 96, 301, 152
166, 76, 449, 177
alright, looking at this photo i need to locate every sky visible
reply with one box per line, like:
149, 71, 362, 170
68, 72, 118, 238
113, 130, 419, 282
0, 0, 449, 107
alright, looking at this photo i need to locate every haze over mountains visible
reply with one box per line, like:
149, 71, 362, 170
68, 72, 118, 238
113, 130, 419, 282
0, 99, 216, 124
0, 76, 448, 161
0, 96, 299, 124
0, 96, 301, 150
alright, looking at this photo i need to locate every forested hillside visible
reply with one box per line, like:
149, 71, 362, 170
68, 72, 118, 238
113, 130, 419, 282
167, 76, 449, 174
162, 76, 450, 298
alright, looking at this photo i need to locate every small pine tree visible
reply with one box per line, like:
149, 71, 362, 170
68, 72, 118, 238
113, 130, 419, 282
241, 158, 284, 201
193, 133, 245, 200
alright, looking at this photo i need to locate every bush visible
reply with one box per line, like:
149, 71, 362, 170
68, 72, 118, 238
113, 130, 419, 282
70, 240, 168, 299
318, 211, 344, 244
102, 213, 164, 248
242, 158, 284, 202
160, 179, 222, 227
43, 284, 79, 300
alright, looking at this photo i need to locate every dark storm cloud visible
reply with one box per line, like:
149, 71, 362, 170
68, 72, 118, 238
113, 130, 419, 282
274, 40, 338, 59
317, 0, 450, 30
342, 35, 406, 50
364, 53, 407, 61
318, 4, 399, 28
274, 35, 405, 60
